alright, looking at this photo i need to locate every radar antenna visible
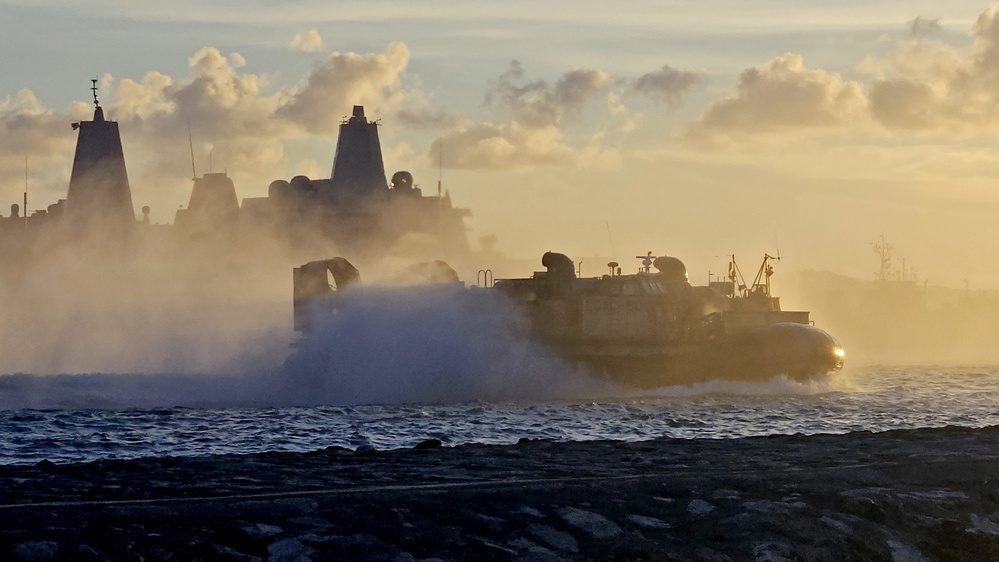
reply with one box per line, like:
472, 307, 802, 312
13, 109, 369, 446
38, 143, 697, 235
869, 233, 893, 281
636, 251, 654, 273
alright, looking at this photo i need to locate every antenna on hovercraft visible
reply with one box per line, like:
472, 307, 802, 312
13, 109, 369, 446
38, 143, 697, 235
751, 253, 780, 297
636, 251, 654, 273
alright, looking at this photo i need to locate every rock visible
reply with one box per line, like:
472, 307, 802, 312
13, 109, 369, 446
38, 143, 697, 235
753, 542, 793, 562
14, 541, 59, 562
517, 545, 567, 562
413, 439, 442, 450
694, 546, 732, 562
244, 523, 284, 538
625, 514, 671, 529
687, 499, 716, 515
711, 489, 741, 500
326, 534, 387, 551
819, 515, 854, 534
475, 513, 507, 532
213, 544, 263, 561
903, 489, 968, 501
528, 523, 579, 552
75, 544, 103, 562
509, 537, 538, 550
886, 539, 929, 562
557, 507, 622, 538
3, 426, 999, 560
475, 537, 517, 555
969, 514, 999, 536
518, 506, 545, 518
288, 516, 335, 529
267, 538, 313, 562
510, 538, 567, 562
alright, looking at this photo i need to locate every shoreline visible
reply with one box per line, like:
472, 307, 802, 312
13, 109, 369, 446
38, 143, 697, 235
2, 426, 999, 560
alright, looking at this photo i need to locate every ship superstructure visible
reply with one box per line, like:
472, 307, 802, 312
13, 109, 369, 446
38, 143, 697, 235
65, 80, 135, 238
0, 85, 471, 271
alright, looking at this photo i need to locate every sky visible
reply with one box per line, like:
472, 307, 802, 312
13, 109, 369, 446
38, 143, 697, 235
3, 0, 999, 289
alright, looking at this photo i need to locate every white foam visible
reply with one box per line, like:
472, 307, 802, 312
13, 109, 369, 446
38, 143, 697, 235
278, 286, 608, 406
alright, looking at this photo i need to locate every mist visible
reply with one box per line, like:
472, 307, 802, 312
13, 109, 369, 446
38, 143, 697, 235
783, 269, 999, 367
0, 251, 620, 410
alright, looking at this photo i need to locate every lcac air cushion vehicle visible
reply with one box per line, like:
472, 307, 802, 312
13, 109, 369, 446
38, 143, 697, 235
292, 252, 844, 388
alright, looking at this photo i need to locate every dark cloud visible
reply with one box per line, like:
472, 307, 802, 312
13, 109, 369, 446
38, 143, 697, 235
906, 16, 942, 38
484, 60, 610, 127
395, 107, 463, 129
868, 78, 937, 130
630, 65, 703, 107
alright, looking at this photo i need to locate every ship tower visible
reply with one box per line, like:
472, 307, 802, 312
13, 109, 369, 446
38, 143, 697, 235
328, 105, 388, 200
65, 80, 135, 236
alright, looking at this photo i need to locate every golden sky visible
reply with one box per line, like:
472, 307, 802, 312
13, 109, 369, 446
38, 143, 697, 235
3, 1, 999, 288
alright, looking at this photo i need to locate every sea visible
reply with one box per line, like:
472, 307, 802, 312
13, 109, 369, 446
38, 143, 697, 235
0, 289, 996, 466
0, 365, 995, 466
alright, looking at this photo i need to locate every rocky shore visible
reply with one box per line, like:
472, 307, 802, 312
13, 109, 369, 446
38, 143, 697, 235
2, 426, 999, 561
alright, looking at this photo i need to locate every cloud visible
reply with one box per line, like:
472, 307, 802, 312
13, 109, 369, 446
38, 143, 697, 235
289, 28, 324, 53
431, 121, 619, 171
0, 90, 89, 207
866, 6, 999, 132
0, 89, 74, 156
685, 53, 866, 140
277, 42, 411, 134
395, 106, 463, 129
431, 62, 621, 171
630, 64, 703, 107
906, 16, 942, 38
432, 122, 566, 169
484, 60, 611, 127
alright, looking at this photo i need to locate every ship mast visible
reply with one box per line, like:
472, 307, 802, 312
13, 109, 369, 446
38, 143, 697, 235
23, 157, 28, 230
437, 140, 443, 242
870, 233, 894, 281
187, 121, 197, 180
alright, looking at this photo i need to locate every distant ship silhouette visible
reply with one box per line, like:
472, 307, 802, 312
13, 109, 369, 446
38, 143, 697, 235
0, 82, 470, 269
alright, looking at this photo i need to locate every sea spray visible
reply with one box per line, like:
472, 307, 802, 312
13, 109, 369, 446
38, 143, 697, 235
0, 282, 860, 411
280, 285, 609, 405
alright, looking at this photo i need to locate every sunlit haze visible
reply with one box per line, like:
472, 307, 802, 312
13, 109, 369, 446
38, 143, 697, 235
4, 1, 999, 286
2, 1, 999, 372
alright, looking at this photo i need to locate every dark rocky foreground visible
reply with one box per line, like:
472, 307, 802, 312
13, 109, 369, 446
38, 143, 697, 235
2, 427, 999, 561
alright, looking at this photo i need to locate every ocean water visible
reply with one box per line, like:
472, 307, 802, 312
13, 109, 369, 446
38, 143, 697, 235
0, 365, 996, 466
0, 288, 996, 465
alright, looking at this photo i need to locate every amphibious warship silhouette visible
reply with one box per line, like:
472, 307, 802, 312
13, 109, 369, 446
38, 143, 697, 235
0, 83, 470, 268
292, 252, 845, 387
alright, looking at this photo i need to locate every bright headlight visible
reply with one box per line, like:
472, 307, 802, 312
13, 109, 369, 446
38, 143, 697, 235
833, 348, 846, 358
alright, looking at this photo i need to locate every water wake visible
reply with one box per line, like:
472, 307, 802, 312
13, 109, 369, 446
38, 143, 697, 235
0, 286, 610, 410
280, 286, 609, 405
0, 285, 863, 410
